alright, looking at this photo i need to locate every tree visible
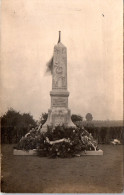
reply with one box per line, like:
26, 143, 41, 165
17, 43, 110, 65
21, 113, 36, 128
85, 113, 93, 122
1, 108, 36, 143
71, 114, 83, 123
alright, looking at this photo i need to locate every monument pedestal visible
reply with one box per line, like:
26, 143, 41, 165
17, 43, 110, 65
42, 91, 75, 132
13, 149, 37, 155
79, 149, 103, 156
42, 107, 75, 132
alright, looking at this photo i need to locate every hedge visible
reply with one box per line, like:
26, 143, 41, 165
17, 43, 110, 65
84, 126, 123, 144
1, 125, 123, 144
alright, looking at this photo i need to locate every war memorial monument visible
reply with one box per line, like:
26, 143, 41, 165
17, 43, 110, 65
13, 32, 103, 156
42, 31, 75, 131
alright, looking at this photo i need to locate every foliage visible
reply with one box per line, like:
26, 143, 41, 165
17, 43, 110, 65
1, 108, 123, 145
1, 108, 36, 144
71, 114, 83, 123
84, 126, 123, 144
15, 125, 99, 158
16, 128, 42, 151
85, 113, 93, 121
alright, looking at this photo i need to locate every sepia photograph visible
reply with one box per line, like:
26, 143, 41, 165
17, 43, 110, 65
1, 0, 123, 193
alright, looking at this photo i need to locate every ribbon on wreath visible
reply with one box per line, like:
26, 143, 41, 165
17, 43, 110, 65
45, 137, 71, 145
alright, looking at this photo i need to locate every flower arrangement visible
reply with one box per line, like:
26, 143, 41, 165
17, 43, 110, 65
15, 124, 99, 158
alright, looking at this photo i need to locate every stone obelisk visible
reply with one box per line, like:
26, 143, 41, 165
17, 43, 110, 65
42, 31, 75, 132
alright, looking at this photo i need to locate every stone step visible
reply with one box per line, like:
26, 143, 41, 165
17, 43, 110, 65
79, 149, 103, 156
13, 149, 37, 155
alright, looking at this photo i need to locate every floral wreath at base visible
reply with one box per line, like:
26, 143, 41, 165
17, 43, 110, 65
15, 125, 99, 158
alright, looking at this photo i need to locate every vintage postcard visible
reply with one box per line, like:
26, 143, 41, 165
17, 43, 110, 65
1, 0, 123, 193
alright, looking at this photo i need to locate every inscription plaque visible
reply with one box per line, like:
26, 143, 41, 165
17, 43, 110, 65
52, 98, 67, 107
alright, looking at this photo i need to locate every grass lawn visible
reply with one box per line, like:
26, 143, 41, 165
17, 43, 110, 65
1, 144, 123, 193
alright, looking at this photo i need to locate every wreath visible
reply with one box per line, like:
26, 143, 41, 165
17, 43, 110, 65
15, 125, 99, 158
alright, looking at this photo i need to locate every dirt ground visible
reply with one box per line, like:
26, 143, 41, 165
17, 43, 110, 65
1, 144, 124, 193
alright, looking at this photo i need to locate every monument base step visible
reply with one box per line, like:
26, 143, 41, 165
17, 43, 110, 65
13, 149, 103, 156
79, 149, 103, 156
13, 149, 37, 155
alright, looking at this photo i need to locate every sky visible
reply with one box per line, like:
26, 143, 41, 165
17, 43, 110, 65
1, 0, 123, 120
